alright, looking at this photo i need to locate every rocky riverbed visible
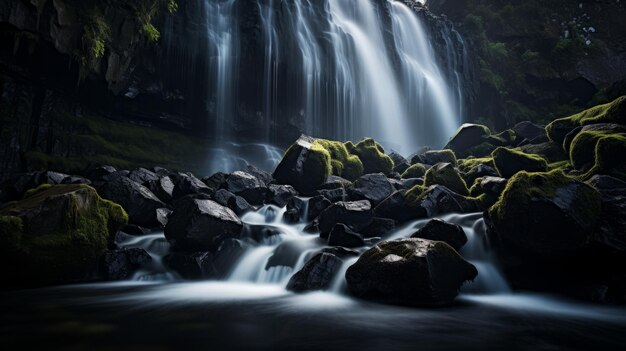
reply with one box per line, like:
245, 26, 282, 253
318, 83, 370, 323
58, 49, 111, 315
1, 96, 625, 306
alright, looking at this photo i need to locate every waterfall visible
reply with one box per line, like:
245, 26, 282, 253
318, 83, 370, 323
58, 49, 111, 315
159, 0, 469, 172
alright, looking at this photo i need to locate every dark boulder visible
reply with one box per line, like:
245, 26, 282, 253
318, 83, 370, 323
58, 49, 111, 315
101, 248, 151, 280
469, 176, 508, 206
164, 198, 243, 252
492, 147, 548, 178
328, 224, 366, 248
203, 172, 229, 191
156, 208, 172, 227
411, 219, 467, 251
244, 165, 273, 186
317, 188, 348, 203
464, 163, 498, 185
420, 185, 481, 217
374, 190, 426, 223
268, 184, 297, 207
0, 184, 127, 286
361, 217, 396, 238
98, 177, 166, 228
213, 189, 254, 215
286, 253, 344, 292
444, 124, 491, 157
273, 135, 331, 194
88, 165, 117, 181
307, 195, 331, 221
348, 173, 395, 206
172, 172, 213, 199
317, 200, 373, 237
389, 151, 410, 174
346, 238, 478, 306
283, 197, 306, 223
318, 175, 352, 190
519, 141, 566, 163
128, 168, 159, 185
418, 150, 456, 166
513, 121, 546, 141
164, 252, 216, 279
146, 175, 175, 203
227, 171, 264, 194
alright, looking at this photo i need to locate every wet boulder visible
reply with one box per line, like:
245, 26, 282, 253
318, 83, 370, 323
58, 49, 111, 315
227, 171, 264, 194
283, 197, 306, 223
491, 147, 548, 178
273, 135, 332, 194
513, 121, 546, 141
98, 177, 166, 228
424, 162, 469, 196
164, 198, 243, 252
317, 188, 348, 203
268, 184, 297, 207
411, 218, 467, 251
172, 172, 213, 199
307, 195, 331, 221
486, 170, 603, 290
401, 163, 426, 179
202, 172, 229, 191
146, 175, 175, 203
88, 165, 118, 181
345, 138, 394, 175
348, 173, 395, 205
318, 175, 352, 190
444, 124, 491, 157
286, 253, 344, 292
0, 171, 68, 202
346, 238, 478, 306
519, 141, 566, 163
328, 224, 366, 248
420, 185, 482, 217
244, 165, 273, 186
317, 200, 373, 237
416, 149, 456, 166
374, 190, 426, 223
0, 184, 127, 286
101, 248, 152, 280
128, 168, 159, 185
164, 252, 217, 279
213, 189, 254, 216
361, 217, 396, 238
389, 151, 410, 174
464, 163, 498, 185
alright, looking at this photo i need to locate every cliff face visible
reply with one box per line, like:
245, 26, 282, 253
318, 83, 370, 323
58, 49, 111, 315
428, 0, 626, 129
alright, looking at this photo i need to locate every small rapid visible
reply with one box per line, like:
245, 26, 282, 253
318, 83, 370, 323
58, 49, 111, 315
117, 197, 510, 296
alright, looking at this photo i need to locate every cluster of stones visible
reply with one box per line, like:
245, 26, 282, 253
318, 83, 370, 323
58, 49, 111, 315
1, 95, 624, 304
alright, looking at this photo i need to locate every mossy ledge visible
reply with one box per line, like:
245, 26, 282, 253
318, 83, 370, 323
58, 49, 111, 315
0, 184, 128, 286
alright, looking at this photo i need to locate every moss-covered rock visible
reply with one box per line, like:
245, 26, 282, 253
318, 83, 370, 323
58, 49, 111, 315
488, 170, 601, 257
345, 138, 394, 175
492, 147, 548, 178
314, 139, 364, 181
401, 163, 426, 179
424, 163, 469, 196
582, 133, 626, 181
547, 96, 626, 144
488, 129, 518, 146
458, 157, 495, 174
0, 184, 128, 286
274, 135, 332, 194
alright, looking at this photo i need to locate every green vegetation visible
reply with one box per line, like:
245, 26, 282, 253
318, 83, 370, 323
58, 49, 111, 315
345, 138, 394, 175
0, 184, 128, 285
403, 184, 426, 208
582, 133, 626, 181
547, 96, 626, 142
458, 156, 495, 174
423, 163, 469, 195
314, 139, 364, 181
401, 163, 426, 179
21, 112, 213, 175
488, 169, 601, 241
492, 147, 548, 178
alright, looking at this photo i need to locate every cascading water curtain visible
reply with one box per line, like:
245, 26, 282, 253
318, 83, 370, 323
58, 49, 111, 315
201, 0, 464, 155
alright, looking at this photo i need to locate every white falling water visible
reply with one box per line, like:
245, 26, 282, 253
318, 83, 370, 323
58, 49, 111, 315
195, 0, 464, 166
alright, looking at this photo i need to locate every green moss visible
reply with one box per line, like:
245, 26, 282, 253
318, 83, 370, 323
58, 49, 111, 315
346, 138, 394, 175
582, 133, 626, 181
275, 139, 332, 194
424, 163, 469, 196
403, 185, 426, 208
488, 170, 602, 241
314, 139, 364, 181
458, 157, 495, 174
0, 184, 128, 285
401, 163, 426, 179
547, 96, 626, 141
489, 129, 517, 146
569, 130, 608, 170
492, 147, 548, 178
463, 142, 498, 158
21, 113, 212, 175
547, 160, 571, 171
